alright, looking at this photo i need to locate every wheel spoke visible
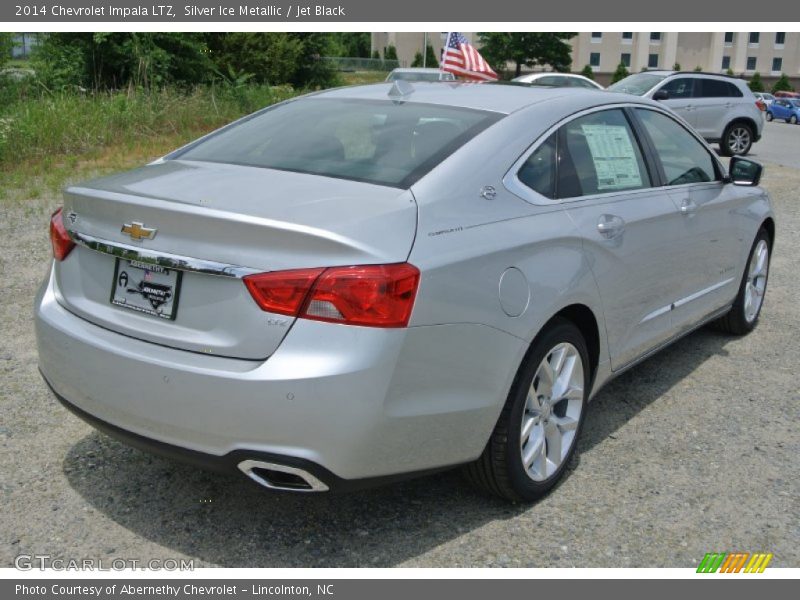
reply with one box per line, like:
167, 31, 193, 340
520, 415, 537, 445
550, 413, 579, 433
522, 429, 544, 469
545, 421, 563, 463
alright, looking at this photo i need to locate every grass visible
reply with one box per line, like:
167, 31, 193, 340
0, 83, 299, 201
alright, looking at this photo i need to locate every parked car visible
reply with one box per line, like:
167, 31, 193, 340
37, 84, 774, 502
773, 91, 800, 99
767, 98, 800, 123
607, 71, 764, 156
386, 68, 455, 82
754, 92, 776, 107
513, 72, 604, 89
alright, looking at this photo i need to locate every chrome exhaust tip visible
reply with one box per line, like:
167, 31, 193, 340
237, 460, 329, 492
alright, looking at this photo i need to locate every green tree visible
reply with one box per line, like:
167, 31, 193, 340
384, 45, 398, 61
477, 33, 576, 78
672, 63, 681, 71
411, 44, 439, 68
371, 50, 381, 60
772, 72, 794, 93
289, 33, 339, 89
694, 65, 703, 72
411, 51, 424, 68
33, 33, 210, 89
611, 62, 629, 84
0, 33, 13, 69
748, 72, 765, 92
330, 33, 371, 58
580, 64, 595, 80
726, 68, 735, 76
206, 33, 303, 85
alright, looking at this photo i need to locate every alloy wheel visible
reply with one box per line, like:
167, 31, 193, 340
728, 127, 751, 154
520, 342, 584, 482
744, 240, 769, 323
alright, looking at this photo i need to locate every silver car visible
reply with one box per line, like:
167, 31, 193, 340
608, 71, 765, 157
36, 83, 775, 501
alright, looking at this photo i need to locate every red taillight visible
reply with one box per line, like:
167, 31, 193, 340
756, 99, 766, 111
243, 268, 324, 316
49, 208, 75, 261
244, 263, 420, 328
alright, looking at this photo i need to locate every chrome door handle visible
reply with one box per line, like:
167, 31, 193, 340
679, 198, 698, 215
597, 214, 625, 239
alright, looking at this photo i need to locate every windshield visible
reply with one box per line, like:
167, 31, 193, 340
173, 98, 500, 188
607, 73, 669, 95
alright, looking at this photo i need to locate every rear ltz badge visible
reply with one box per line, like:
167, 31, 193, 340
121, 221, 157, 241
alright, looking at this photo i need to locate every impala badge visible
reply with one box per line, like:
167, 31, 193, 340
121, 221, 157, 241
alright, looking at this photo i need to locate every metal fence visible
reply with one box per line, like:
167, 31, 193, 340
323, 57, 405, 72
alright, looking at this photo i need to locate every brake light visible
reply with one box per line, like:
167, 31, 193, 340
49, 208, 75, 261
244, 263, 420, 328
756, 99, 766, 111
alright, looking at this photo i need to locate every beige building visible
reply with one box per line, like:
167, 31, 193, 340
371, 32, 800, 87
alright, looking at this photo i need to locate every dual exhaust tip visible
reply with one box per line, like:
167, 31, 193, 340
237, 459, 329, 493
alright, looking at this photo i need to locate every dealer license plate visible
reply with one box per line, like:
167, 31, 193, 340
110, 259, 182, 320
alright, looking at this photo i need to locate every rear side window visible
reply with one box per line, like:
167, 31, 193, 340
557, 109, 651, 197
635, 109, 718, 185
699, 79, 743, 97
660, 78, 695, 99
173, 98, 501, 188
518, 133, 557, 198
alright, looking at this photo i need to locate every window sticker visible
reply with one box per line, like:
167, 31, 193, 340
580, 124, 643, 190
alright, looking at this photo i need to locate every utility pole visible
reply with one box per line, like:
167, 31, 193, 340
423, 32, 428, 68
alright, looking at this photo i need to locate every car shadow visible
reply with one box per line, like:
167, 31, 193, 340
62, 327, 732, 567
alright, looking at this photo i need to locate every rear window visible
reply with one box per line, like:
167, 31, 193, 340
173, 98, 500, 188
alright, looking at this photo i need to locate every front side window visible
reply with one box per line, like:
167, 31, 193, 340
660, 77, 695, 99
635, 109, 718, 186
174, 98, 501, 188
557, 109, 651, 198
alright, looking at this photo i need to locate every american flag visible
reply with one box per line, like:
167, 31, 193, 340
441, 32, 498, 81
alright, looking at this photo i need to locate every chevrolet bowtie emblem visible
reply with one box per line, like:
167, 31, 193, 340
121, 221, 157, 241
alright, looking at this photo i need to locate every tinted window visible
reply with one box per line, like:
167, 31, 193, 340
699, 79, 741, 97
537, 75, 563, 86
557, 109, 651, 198
636, 109, 718, 185
660, 78, 695, 98
570, 78, 599, 89
518, 133, 557, 199
174, 98, 501, 188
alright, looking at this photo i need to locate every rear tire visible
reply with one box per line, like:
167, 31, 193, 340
713, 228, 771, 335
791, 115, 798, 125
464, 318, 589, 502
765, 111, 773, 122
720, 122, 753, 156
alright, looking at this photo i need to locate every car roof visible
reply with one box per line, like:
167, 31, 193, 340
390, 68, 444, 73
315, 82, 636, 115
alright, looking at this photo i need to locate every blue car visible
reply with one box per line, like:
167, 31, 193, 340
766, 98, 800, 124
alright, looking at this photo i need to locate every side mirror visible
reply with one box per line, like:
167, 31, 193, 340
652, 89, 670, 101
728, 156, 763, 186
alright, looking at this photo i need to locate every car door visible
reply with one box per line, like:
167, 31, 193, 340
692, 78, 738, 140
772, 99, 790, 120
633, 107, 740, 331
557, 107, 687, 370
654, 77, 697, 127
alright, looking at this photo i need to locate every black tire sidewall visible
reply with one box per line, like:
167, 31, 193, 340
766, 112, 773, 121
504, 320, 590, 500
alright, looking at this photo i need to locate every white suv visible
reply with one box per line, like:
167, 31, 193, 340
608, 71, 764, 156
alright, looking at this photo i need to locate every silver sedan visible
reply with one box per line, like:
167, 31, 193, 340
36, 82, 774, 501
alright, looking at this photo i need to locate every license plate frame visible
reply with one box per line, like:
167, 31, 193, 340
109, 258, 183, 321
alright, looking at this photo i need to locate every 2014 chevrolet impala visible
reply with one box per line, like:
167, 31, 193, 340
36, 83, 774, 501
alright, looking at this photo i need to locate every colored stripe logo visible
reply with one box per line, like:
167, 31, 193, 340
697, 552, 773, 573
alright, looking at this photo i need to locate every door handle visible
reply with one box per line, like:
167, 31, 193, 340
679, 198, 698, 215
597, 214, 625, 239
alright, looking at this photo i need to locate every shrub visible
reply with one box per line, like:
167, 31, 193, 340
611, 62, 630, 84
580, 64, 595, 80
772, 73, 794, 93
384, 45, 398, 61
748, 72, 765, 92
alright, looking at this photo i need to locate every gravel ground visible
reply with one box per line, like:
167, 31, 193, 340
1, 162, 798, 569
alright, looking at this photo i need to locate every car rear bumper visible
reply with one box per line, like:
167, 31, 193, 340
35, 264, 525, 485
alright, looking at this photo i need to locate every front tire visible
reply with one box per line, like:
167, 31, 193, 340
713, 228, 771, 335
464, 318, 589, 502
720, 122, 753, 156
765, 111, 773, 122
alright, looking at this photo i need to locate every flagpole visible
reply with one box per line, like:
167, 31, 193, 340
423, 31, 428, 68
441, 32, 451, 80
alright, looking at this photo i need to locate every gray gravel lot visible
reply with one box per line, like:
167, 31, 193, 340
1, 160, 798, 569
